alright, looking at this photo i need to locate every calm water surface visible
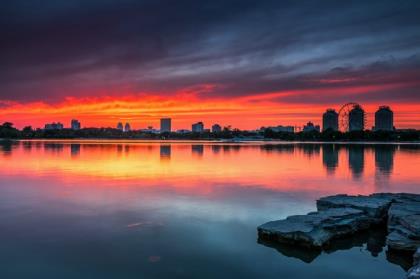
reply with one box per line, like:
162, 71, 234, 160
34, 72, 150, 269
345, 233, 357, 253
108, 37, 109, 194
0, 140, 419, 279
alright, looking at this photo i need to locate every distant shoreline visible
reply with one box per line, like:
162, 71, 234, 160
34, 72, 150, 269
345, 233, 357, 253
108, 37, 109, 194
1, 138, 420, 144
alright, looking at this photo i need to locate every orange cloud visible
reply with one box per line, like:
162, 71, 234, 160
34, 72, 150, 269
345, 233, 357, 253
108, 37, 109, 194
0, 88, 419, 130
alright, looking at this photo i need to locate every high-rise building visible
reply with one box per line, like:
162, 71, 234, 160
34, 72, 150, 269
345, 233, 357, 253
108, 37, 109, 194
71, 119, 81, 130
322, 109, 338, 131
302, 121, 320, 132
124, 123, 131, 132
349, 105, 365, 131
211, 124, 222, 133
374, 106, 393, 131
192, 122, 204, 133
117, 122, 124, 131
160, 118, 172, 133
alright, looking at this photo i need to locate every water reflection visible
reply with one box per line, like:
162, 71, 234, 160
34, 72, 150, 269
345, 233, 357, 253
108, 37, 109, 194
322, 145, 339, 174
192, 144, 204, 156
349, 145, 365, 179
375, 145, 396, 175
70, 144, 81, 157
302, 144, 320, 159
160, 145, 171, 160
0, 140, 419, 279
0, 141, 416, 184
258, 225, 413, 271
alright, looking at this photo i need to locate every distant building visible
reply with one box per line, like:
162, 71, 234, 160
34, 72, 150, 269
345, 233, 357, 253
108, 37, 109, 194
160, 118, 172, 133
124, 123, 131, 132
140, 127, 160, 133
117, 122, 124, 131
374, 106, 393, 131
192, 122, 204, 133
303, 121, 320, 132
266, 125, 295, 133
349, 105, 365, 131
176, 129, 191, 134
322, 109, 338, 131
71, 119, 81, 130
212, 124, 222, 133
44, 122, 63, 130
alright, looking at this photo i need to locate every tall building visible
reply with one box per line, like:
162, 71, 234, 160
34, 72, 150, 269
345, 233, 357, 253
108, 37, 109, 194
71, 119, 81, 130
302, 121, 320, 132
124, 123, 131, 132
192, 122, 204, 133
117, 122, 124, 131
322, 109, 338, 131
160, 118, 172, 133
374, 106, 393, 131
211, 124, 222, 133
349, 105, 365, 131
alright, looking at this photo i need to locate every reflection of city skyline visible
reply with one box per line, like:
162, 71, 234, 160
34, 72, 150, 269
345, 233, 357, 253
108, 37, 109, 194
192, 144, 204, 156
322, 145, 339, 175
71, 144, 81, 157
0, 142, 401, 182
160, 145, 171, 160
348, 145, 364, 179
374, 145, 396, 191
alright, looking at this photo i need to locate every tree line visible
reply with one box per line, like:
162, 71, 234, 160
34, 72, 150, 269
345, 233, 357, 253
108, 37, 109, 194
0, 122, 419, 142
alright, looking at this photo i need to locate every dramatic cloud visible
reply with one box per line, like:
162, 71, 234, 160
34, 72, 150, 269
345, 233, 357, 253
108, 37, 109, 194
1, 0, 420, 128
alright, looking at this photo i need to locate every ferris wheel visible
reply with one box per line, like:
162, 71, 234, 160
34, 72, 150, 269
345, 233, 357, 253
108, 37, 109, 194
338, 102, 362, 132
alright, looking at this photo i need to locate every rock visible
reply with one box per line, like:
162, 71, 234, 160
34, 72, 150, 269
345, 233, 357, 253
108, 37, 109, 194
316, 194, 392, 223
258, 208, 372, 248
407, 248, 420, 278
387, 200, 420, 252
258, 192, 420, 279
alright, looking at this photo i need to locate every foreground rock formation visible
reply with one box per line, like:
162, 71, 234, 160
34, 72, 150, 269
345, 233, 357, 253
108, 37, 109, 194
258, 193, 420, 278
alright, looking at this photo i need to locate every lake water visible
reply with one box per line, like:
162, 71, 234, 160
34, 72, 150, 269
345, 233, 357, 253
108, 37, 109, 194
0, 140, 419, 279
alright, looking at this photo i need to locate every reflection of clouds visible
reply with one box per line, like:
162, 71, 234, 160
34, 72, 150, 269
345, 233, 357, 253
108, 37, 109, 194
148, 256, 161, 263
126, 221, 164, 228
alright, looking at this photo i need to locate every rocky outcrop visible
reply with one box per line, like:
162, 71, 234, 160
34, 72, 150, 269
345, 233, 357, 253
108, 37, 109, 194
316, 194, 392, 222
257, 193, 420, 278
258, 208, 373, 248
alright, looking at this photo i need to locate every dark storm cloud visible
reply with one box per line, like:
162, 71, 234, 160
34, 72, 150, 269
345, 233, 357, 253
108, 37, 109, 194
1, 0, 420, 102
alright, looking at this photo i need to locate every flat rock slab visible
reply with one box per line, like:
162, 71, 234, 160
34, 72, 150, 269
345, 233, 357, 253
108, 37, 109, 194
317, 194, 392, 221
258, 207, 372, 248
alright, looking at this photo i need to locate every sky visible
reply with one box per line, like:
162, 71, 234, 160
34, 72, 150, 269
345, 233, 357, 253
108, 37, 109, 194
1, 0, 420, 130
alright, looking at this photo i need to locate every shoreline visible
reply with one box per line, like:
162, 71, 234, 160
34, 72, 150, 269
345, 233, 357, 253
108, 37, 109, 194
1, 138, 420, 144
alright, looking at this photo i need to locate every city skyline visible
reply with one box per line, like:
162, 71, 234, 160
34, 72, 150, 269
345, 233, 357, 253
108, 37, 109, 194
16, 103, 400, 133
1, 1, 420, 130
